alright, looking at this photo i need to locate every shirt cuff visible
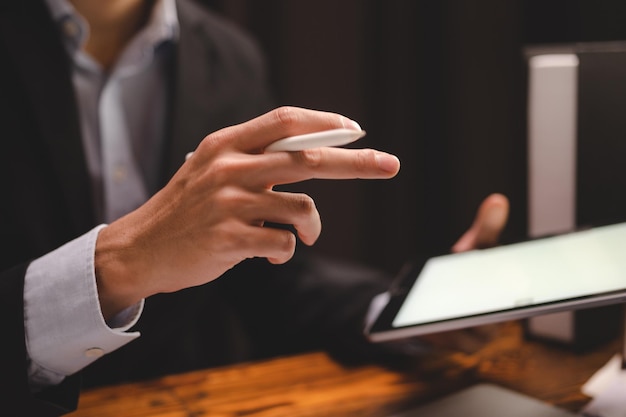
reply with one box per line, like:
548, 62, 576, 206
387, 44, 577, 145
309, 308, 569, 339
24, 225, 143, 380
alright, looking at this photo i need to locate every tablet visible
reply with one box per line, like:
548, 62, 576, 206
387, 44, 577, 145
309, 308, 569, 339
366, 222, 626, 342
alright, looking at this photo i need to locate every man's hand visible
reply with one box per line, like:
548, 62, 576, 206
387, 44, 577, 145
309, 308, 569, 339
416, 193, 510, 354
94, 107, 400, 319
451, 193, 509, 253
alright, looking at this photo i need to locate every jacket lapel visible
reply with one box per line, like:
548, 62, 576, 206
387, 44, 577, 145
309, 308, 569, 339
0, 2, 95, 233
161, 0, 218, 184
162, 0, 275, 185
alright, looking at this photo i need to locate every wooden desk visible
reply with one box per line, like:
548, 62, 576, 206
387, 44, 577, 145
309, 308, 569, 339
68, 321, 620, 417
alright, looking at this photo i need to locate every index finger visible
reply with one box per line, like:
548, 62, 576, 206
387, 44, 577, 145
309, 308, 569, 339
222, 107, 363, 152
247, 147, 400, 187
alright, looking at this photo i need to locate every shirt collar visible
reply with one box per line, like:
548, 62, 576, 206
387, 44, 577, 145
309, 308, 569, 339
149, 0, 180, 45
43, 0, 179, 58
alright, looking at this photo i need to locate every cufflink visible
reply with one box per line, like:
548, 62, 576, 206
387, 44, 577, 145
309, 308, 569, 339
84, 347, 105, 358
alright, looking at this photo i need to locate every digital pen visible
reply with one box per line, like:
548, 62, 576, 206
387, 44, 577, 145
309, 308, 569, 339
185, 128, 366, 161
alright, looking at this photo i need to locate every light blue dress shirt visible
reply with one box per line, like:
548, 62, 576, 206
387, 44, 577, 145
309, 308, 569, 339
24, 0, 179, 390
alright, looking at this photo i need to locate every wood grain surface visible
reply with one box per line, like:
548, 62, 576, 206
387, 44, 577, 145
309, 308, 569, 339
68, 321, 620, 417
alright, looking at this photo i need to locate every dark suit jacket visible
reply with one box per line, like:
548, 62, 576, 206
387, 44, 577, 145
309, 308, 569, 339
0, 0, 390, 414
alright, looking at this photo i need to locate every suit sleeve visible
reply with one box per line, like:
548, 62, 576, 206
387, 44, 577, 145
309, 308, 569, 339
219, 251, 422, 368
0, 263, 80, 416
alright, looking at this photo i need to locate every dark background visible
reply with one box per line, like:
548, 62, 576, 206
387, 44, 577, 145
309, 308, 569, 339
199, 0, 626, 275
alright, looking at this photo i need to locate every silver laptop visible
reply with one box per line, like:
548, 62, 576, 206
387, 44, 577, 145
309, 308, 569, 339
390, 384, 577, 417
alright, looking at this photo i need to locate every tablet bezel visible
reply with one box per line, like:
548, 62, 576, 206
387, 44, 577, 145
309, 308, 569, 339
366, 244, 626, 343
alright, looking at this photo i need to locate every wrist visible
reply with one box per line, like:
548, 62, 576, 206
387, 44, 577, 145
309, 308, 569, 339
94, 222, 148, 321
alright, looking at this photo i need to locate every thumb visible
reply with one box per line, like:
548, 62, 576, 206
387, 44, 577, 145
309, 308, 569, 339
451, 193, 509, 253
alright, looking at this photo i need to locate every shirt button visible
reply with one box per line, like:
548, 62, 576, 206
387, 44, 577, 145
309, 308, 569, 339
85, 347, 105, 358
113, 165, 128, 183
62, 19, 80, 38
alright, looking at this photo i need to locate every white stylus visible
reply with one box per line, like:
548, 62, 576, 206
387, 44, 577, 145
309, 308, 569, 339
264, 128, 366, 152
185, 128, 366, 161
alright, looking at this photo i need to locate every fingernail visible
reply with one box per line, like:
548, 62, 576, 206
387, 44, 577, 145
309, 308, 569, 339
375, 153, 400, 174
346, 118, 362, 131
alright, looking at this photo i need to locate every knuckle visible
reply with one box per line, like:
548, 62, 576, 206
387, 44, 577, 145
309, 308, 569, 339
267, 231, 296, 264
206, 158, 233, 185
291, 193, 316, 216
198, 130, 227, 153
296, 148, 323, 169
215, 186, 245, 211
278, 232, 297, 257
206, 155, 250, 186
355, 149, 377, 173
215, 221, 245, 252
272, 106, 301, 129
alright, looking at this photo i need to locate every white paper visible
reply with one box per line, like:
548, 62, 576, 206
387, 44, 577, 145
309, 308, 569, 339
582, 354, 626, 417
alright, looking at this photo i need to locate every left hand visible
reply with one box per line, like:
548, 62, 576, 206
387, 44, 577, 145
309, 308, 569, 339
451, 193, 509, 253
414, 193, 510, 355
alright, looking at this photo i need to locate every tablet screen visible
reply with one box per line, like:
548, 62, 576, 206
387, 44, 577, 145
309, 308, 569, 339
368, 222, 626, 341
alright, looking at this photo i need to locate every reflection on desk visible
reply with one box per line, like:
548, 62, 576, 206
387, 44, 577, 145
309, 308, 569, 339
68, 321, 619, 417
